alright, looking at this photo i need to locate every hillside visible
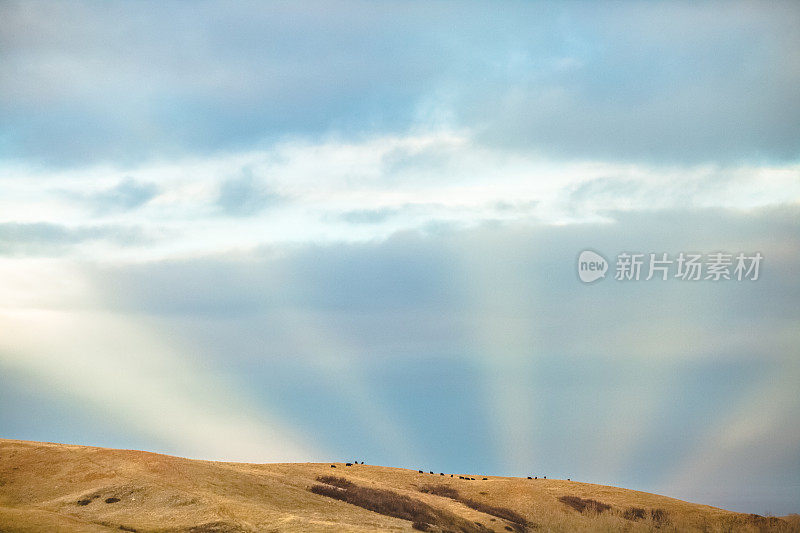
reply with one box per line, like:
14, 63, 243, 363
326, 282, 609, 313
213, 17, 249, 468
0, 439, 796, 532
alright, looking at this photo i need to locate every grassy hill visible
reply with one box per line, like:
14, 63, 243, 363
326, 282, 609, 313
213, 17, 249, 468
0, 439, 796, 532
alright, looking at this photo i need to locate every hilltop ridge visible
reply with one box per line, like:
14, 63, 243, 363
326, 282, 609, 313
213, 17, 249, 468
0, 439, 796, 532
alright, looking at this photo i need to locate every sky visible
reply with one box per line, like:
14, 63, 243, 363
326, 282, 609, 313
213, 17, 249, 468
1, 0, 799, 516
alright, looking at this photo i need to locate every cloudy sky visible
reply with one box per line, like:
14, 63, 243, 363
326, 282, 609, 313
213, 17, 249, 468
1, 0, 799, 515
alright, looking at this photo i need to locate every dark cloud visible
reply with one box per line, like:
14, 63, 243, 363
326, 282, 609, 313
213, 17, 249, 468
1, 2, 797, 167
469, 3, 800, 164
90, 204, 800, 324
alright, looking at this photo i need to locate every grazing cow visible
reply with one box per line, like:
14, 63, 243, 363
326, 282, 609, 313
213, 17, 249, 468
527, 476, 532, 479
346, 463, 352, 466
567, 478, 570, 481
440, 473, 444, 476
534, 476, 538, 479
459, 476, 464, 479
543, 476, 546, 479
483, 478, 488, 480
429, 471, 434, 474
331, 465, 336, 468
418, 470, 424, 473
450, 474, 453, 477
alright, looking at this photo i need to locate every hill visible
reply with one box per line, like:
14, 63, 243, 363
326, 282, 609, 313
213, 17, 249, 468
0, 439, 796, 532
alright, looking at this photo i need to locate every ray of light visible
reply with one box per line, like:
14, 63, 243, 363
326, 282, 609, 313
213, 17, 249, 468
0, 259, 316, 462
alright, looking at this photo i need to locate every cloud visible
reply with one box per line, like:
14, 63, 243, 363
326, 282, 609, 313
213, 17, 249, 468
90, 177, 158, 212
1, 131, 797, 262
65, 177, 159, 215
339, 208, 399, 224
216, 168, 283, 216
468, 2, 800, 164
1, 1, 797, 167
0, 222, 146, 256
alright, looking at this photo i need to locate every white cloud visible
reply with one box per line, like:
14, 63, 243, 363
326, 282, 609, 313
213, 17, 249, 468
2, 132, 798, 261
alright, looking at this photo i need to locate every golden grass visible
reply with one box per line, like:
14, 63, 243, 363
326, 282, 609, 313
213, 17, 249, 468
0, 438, 796, 532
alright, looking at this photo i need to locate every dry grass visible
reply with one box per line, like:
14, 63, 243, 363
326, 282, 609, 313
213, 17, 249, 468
310, 476, 489, 532
650, 508, 670, 525
623, 507, 646, 520
455, 497, 530, 532
558, 495, 612, 514
0, 438, 797, 532
418, 484, 460, 499
417, 483, 534, 532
